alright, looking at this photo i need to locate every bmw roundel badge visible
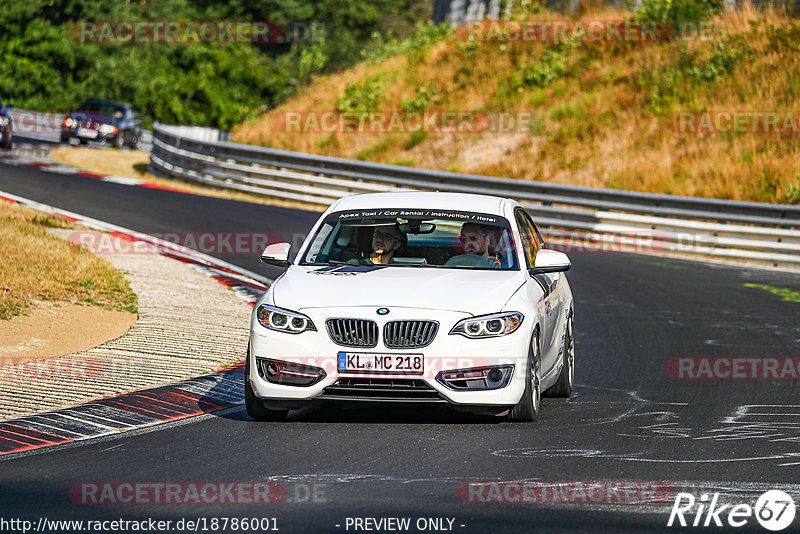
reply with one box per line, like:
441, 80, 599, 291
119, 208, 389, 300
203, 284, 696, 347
377, 308, 390, 315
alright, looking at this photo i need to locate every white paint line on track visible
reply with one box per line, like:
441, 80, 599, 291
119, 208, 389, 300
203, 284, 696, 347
100, 175, 146, 185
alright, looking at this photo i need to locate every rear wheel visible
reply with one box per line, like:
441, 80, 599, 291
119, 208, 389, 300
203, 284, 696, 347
244, 349, 289, 422
509, 331, 541, 422
548, 314, 574, 398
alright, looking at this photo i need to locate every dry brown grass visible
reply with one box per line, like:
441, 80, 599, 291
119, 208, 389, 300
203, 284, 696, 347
0, 200, 137, 319
49, 148, 325, 213
232, 5, 800, 204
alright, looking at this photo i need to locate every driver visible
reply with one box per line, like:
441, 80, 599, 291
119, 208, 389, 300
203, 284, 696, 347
369, 224, 403, 265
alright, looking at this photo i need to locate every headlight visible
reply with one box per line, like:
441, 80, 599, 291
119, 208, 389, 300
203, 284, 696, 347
0, 117, 9, 126
99, 124, 118, 135
62, 118, 74, 128
256, 304, 316, 334
450, 312, 523, 339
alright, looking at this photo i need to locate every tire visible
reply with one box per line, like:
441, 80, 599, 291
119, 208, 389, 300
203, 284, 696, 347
60, 136, 69, 144
1, 134, 11, 150
548, 314, 574, 398
79, 138, 89, 145
112, 134, 124, 149
509, 330, 541, 422
244, 349, 289, 422
129, 134, 141, 150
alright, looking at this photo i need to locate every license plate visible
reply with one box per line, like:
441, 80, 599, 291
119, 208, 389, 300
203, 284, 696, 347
337, 352, 424, 375
76, 128, 98, 139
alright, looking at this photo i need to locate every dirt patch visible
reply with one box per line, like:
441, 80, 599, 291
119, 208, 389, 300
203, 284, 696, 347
0, 301, 136, 365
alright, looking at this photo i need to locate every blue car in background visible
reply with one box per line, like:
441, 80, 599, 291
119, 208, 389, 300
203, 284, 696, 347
60, 98, 142, 149
0, 96, 13, 149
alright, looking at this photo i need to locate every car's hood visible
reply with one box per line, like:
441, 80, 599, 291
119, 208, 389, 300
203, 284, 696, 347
272, 265, 526, 315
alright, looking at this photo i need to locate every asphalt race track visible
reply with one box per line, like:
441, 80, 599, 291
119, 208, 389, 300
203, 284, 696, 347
1, 156, 799, 533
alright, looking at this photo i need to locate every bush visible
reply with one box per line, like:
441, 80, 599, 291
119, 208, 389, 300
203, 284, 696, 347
337, 76, 383, 112
400, 85, 438, 112
786, 182, 800, 204
513, 40, 578, 89
636, 0, 724, 24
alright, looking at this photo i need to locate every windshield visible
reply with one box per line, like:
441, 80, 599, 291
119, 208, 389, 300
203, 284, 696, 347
77, 101, 125, 116
300, 209, 519, 270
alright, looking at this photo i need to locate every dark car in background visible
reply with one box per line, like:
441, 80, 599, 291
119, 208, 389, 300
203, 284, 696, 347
61, 99, 142, 149
0, 96, 13, 149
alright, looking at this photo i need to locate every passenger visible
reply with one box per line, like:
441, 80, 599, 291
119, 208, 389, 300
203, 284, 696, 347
458, 223, 502, 268
369, 224, 403, 265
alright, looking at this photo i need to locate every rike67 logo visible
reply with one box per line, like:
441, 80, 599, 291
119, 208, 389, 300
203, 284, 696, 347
668, 490, 796, 531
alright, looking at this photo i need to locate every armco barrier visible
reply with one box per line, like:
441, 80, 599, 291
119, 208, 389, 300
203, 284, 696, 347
149, 123, 800, 268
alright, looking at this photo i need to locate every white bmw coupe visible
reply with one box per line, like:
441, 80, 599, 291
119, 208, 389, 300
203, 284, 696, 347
247, 192, 574, 422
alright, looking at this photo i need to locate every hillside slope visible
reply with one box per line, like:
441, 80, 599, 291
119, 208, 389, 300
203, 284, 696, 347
233, 5, 800, 204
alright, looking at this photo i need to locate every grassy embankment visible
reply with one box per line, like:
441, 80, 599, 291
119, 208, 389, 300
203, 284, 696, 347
233, 3, 800, 204
0, 201, 137, 320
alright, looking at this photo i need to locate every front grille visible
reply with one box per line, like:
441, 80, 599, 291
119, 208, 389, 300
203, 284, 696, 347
326, 318, 378, 348
320, 378, 443, 402
383, 320, 438, 349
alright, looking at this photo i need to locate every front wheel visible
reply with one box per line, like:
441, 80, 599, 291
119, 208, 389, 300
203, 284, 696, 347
548, 314, 574, 398
508, 331, 541, 422
244, 349, 289, 422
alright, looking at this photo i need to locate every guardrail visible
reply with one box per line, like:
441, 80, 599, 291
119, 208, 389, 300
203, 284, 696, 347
149, 123, 800, 268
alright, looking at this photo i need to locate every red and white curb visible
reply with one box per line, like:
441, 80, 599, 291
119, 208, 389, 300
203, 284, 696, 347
0, 363, 246, 456
0, 190, 274, 457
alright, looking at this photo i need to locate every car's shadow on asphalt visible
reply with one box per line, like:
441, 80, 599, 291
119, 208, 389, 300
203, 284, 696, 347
212, 402, 505, 425
287, 403, 505, 424
198, 365, 507, 425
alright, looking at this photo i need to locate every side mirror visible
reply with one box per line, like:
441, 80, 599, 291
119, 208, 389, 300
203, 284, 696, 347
529, 249, 571, 275
260, 242, 292, 268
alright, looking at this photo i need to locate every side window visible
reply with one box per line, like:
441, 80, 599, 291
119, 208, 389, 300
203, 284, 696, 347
524, 212, 545, 250
514, 209, 539, 267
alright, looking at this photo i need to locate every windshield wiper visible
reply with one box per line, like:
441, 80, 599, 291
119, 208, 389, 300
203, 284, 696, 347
398, 263, 442, 268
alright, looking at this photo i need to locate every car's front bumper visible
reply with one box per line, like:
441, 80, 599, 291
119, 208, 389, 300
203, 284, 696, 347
61, 127, 117, 142
248, 307, 532, 409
